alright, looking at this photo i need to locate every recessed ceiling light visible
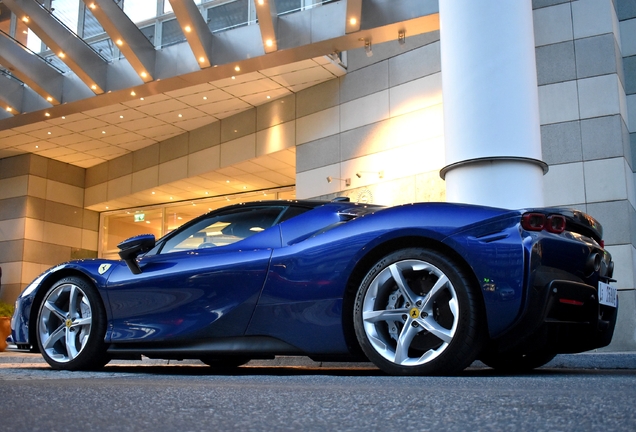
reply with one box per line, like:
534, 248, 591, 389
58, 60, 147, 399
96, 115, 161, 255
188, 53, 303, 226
46, 96, 53, 102
45, 112, 50, 117
101, 131, 106, 134
199, 56, 205, 63
6, 107, 12, 112
266, 95, 271, 99
203, 96, 207, 100
59, 52, 65, 58
47, 131, 51, 135
350, 18, 357, 25
265, 39, 273, 47
61, 116, 66, 119
140, 71, 147, 78
130, 91, 136, 96
120, 115, 124, 119
231, 76, 235, 80
91, 85, 97, 90
178, 114, 182, 118
35, 145, 39, 149
185, 26, 191, 32
234, 66, 240, 72
116, 39, 123, 46
140, 97, 144, 101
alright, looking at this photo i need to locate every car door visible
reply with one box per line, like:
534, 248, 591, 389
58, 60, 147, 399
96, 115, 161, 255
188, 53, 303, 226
104, 205, 287, 343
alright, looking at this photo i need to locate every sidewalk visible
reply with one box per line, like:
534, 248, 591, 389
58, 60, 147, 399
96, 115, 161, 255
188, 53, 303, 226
2, 347, 636, 369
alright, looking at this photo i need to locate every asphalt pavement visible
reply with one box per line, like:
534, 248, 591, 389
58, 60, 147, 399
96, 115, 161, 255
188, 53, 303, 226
2, 346, 636, 370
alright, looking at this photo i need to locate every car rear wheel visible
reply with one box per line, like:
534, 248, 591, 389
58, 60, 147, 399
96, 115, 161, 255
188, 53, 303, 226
353, 248, 483, 376
36, 276, 109, 370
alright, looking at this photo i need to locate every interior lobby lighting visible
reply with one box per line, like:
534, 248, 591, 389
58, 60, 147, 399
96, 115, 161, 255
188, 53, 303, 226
116, 39, 123, 46
185, 26, 192, 33
45, 112, 50, 117
199, 56, 205, 63
349, 18, 357, 25
6, 107, 12, 112
364, 40, 372, 57
89, 3, 96, 9
59, 52, 66, 58
398, 30, 406, 45
91, 85, 98, 90
326, 176, 351, 187
265, 39, 273, 47
46, 96, 53, 102
22, 16, 29, 23
258, 0, 264, 5
140, 72, 148, 78
234, 66, 240, 72
130, 91, 136, 96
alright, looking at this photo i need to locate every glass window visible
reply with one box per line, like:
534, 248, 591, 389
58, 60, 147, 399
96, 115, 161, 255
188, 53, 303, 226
206, 0, 248, 33
161, 18, 185, 47
123, 0, 157, 23
140, 24, 155, 45
103, 209, 163, 257
51, 0, 80, 34
90, 38, 115, 62
275, 0, 301, 15
160, 206, 285, 254
82, 6, 104, 39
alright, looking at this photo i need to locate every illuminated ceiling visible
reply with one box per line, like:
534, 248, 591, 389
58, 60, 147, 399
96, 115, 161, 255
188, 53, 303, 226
0, 0, 439, 207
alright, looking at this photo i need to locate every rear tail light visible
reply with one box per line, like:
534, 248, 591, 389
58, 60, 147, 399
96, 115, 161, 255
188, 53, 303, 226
521, 213, 566, 234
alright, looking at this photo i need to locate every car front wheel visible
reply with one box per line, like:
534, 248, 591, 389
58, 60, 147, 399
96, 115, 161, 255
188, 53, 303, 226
353, 248, 483, 375
36, 276, 109, 370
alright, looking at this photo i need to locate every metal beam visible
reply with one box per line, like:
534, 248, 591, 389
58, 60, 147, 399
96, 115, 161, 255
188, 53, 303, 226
254, 0, 278, 53
0, 31, 63, 104
2, 0, 108, 94
0, 73, 24, 114
0, 0, 440, 131
345, 0, 362, 33
83, 0, 156, 82
168, 0, 214, 68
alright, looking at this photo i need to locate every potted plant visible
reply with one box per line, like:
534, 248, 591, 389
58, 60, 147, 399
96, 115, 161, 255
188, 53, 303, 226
0, 301, 14, 352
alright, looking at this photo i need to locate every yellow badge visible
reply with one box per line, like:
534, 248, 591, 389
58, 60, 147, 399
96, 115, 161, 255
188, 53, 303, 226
409, 308, 420, 319
98, 263, 111, 275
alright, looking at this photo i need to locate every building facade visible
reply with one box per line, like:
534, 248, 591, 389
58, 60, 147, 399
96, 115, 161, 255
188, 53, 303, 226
0, 0, 635, 350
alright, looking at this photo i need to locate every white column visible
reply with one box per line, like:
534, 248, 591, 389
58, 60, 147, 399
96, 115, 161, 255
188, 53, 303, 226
439, 0, 545, 209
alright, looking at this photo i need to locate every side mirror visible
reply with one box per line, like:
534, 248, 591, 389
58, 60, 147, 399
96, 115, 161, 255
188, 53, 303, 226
117, 234, 155, 275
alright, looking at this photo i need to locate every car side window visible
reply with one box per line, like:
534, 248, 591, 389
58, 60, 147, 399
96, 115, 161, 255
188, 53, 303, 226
159, 206, 285, 254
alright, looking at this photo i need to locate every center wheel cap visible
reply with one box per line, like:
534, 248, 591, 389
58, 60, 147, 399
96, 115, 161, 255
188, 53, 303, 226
409, 307, 420, 319
65, 319, 72, 328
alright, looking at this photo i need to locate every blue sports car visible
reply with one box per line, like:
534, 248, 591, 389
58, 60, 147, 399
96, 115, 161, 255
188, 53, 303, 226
10, 199, 617, 375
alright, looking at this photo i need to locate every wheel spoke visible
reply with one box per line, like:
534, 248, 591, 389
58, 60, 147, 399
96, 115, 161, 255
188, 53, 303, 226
68, 285, 80, 317
363, 308, 408, 323
394, 320, 420, 364
71, 317, 91, 328
43, 301, 66, 321
422, 274, 449, 310
65, 329, 79, 360
418, 316, 453, 343
389, 264, 418, 305
42, 325, 65, 350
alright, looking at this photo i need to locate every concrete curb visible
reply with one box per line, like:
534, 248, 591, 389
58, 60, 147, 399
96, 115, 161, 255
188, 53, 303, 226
2, 348, 636, 370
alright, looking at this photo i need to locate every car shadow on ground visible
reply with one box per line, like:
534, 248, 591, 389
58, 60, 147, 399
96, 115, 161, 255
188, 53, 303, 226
30, 364, 636, 378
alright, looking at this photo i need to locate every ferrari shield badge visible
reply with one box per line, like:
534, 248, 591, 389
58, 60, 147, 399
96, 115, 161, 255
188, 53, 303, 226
98, 263, 111, 275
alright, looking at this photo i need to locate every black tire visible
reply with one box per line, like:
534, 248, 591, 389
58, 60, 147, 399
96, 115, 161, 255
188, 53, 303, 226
353, 248, 483, 376
479, 350, 556, 373
200, 357, 251, 369
36, 276, 109, 370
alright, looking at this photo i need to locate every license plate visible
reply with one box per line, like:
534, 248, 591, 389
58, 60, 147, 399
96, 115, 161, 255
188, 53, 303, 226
598, 281, 617, 308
